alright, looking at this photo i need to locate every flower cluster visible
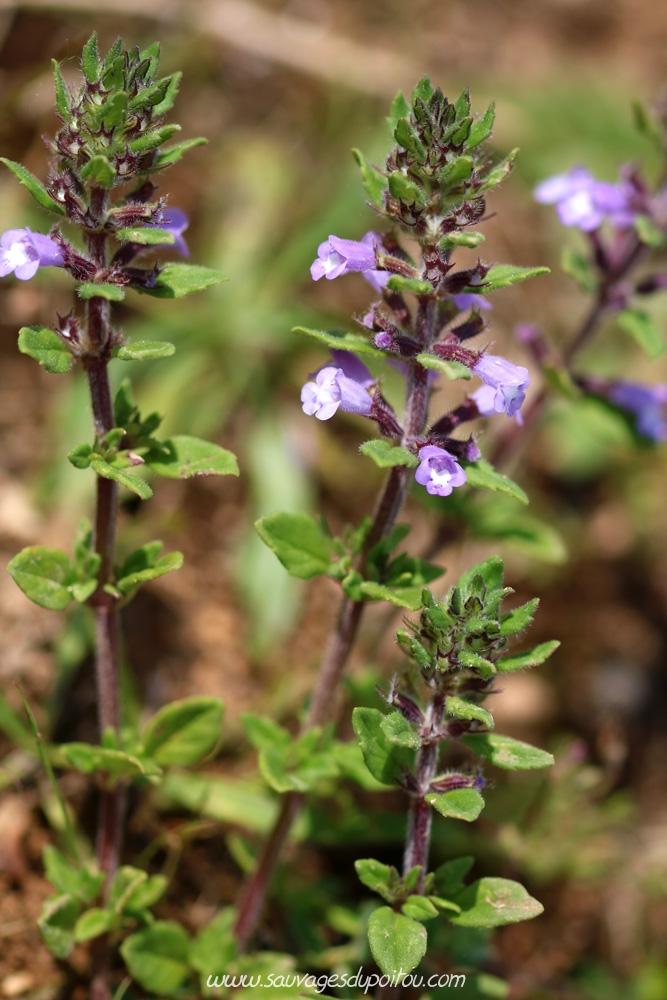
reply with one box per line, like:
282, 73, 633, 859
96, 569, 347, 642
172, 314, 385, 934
534, 166, 637, 232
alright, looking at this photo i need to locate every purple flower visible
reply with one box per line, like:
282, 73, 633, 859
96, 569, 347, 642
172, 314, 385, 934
310, 231, 389, 290
452, 293, 492, 312
0, 228, 64, 280
149, 208, 190, 257
415, 445, 467, 497
534, 166, 635, 231
301, 350, 374, 421
608, 382, 667, 441
471, 353, 530, 424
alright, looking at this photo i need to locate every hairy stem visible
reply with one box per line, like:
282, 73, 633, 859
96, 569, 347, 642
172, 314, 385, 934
234, 337, 433, 949
85, 190, 122, 1000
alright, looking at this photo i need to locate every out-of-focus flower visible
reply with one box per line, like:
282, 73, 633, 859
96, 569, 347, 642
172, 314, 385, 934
0, 228, 64, 280
608, 381, 667, 441
452, 293, 492, 311
311, 231, 389, 290
415, 445, 467, 497
471, 353, 530, 423
534, 166, 635, 231
150, 208, 190, 257
300, 350, 374, 421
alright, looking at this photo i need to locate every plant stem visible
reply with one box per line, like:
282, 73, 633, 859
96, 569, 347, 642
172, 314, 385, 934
85, 191, 122, 1000
234, 352, 432, 950
403, 689, 446, 887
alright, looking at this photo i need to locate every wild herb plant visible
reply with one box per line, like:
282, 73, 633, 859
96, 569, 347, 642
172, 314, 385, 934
233, 80, 667, 993
0, 35, 236, 1000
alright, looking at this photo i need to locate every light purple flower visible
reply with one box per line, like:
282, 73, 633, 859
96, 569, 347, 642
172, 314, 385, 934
300, 350, 374, 421
0, 228, 64, 280
608, 382, 667, 441
311, 231, 389, 291
415, 445, 467, 497
534, 166, 635, 231
453, 293, 492, 312
149, 208, 190, 257
471, 353, 530, 424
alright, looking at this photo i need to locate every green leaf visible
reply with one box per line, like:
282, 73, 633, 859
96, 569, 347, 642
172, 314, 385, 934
110, 866, 148, 914
446, 696, 494, 729
0, 157, 65, 215
416, 353, 472, 380
8, 546, 75, 610
426, 788, 485, 822
243, 713, 290, 753
74, 908, 114, 942
458, 555, 504, 593
153, 137, 208, 170
136, 262, 226, 298
401, 895, 439, 921
352, 707, 415, 786
358, 581, 423, 611
386, 275, 434, 295
352, 148, 387, 208
462, 732, 554, 770
634, 214, 665, 248
360, 440, 418, 469
43, 846, 102, 903
77, 283, 125, 302
161, 772, 279, 835
463, 461, 528, 504
468, 102, 495, 148
388, 170, 424, 205
381, 711, 421, 750
439, 231, 485, 249
255, 512, 332, 579
120, 922, 191, 997
479, 148, 518, 191
18, 326, 72, 374
331, 741, 393, 791
480, 264, 550, 292
126, 874, 168, 913
617, 307, 665, 359
90, 458, 153, 499
59, 743, 162, 781
81, 32, 101, 82
38, 894, 78, 959
457, 651, 496, 680
80, 155, 116, 187
367, 907, 427, 979
387, 90, 410, 134
152, 72, 181, 116
146, 435, 238, 478
394, 118, 426, 163
561, 248, 597, 293
115, 545, 183, 599
115, 340, 176, 360
433, 856, 474, 897
189, 910, 236, 977
129, 123, 181, 155
450, 877, 543, 927
116, 227, 174, 245
499, 598, 539, 636
142, 696, 224, 766
496, 639, 560, 673
292, 325, 383, 357
354, 859, 398, 904
412, 75, 434, 105
51, 59, 70, 119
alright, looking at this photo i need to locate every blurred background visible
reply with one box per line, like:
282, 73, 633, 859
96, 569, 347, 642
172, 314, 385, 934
0, 1, 667, 997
